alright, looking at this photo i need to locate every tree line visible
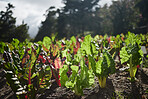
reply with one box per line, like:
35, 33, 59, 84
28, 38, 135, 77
0, 3, 29, 42
34, 0, 148, 41
0, 0, 148, 42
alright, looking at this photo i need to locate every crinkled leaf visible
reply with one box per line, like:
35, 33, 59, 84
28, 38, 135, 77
81, 35, 92, 55
80, 58, 94, 88
88, 55, 96, 74
91, 42, 98, 56
43, 36, 51, 51
38, 65, 52, 88
59, 65, 69, 86
96, 50, 115, 77
120, 43, 143, 66
120, 47, 130, 64
130, 43, 143, 66
65, 65, 79, 88
125, 32, 141, 46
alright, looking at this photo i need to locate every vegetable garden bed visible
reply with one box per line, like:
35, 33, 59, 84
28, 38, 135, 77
0, 32, 148, 99
0, 67, 148, 99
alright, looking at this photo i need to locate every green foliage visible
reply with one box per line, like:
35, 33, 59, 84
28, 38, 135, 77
89, 50, 115, 88
11, 38, 20, 49
59, 65, 69, 86
1, 40, 52, 98
42, 36, 51, 51
60, 57, 94, 96
120, 32, 143, 79
81, 35, 92, 55
0, 42, 6, 54
1, 33, 147, 97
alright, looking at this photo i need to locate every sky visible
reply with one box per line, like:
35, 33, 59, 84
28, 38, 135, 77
0, 0, 113, 38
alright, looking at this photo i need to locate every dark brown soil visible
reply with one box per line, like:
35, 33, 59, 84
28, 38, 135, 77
0, 67, 148, 99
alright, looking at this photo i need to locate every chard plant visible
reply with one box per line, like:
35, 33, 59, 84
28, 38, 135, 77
60, 37, 95, 95
41, 36, 66, 86
88, 50, 115, 88
120, 32, 143, 81
1, 39, 52, 99
59, 57, 94, 96
81, 35, 115, 88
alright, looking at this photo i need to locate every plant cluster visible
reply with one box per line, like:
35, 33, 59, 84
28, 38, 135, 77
0, 32, 147, 98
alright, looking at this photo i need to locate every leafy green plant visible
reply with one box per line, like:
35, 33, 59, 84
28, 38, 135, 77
120, 32, 143, 80
88, 50, 115, 88
59, 57, 94, 96
1, 39, 52, 99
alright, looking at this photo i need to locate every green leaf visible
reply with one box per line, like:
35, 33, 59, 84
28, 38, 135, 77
120, 43, 143, 66
88, 55, 96, 74
120, 47, 130, 64
88, 69, 95, 85
96, 59, 103, 74
65, 65, 79, 88
11, 38, 19, 49
96, 50, 115, 77
91, 42, 98, 56
125, 32, 141, 46
130, 43, 143, 66
81, 35, 92, 55
27, 42, 33, 54
71, 65, 79, 74
0, 42, 6, 54
62, 49, 72, 65
70, 36, 76, 45
42, 36, 51, 51
59, 65, 69, 86
80, 58, 94, 88
38, 65, 52, 89
74, 49, 82, 63
104, 50, 115, 74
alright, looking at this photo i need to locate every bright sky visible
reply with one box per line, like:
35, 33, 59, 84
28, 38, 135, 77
0, 0, 112, 38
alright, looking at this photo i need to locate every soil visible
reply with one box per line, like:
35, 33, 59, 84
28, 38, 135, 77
0, 67, 148, 99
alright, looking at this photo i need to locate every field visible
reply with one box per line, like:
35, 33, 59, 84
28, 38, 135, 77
0, 32, 148, 99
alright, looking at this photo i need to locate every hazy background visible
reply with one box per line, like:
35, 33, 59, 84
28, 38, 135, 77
0, 0, 112, 38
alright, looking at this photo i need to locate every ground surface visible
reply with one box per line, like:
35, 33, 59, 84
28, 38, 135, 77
0, 67, 148, 99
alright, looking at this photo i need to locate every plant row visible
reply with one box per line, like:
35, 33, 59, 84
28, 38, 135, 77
0, 32, 147, 98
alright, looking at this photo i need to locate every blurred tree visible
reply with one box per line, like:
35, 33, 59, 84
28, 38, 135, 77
98, 4, 113, 35
135, 0, 148, 33
109, 0, 140, 35
13, 21, 29, 42
60, 0, 101, 38
34, 0, 146, 40
34, 6, 57, 41
0, 3, 30, 42
0, 3, 16, 42
34, 0, 101, 40
57, 9, 67, 39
